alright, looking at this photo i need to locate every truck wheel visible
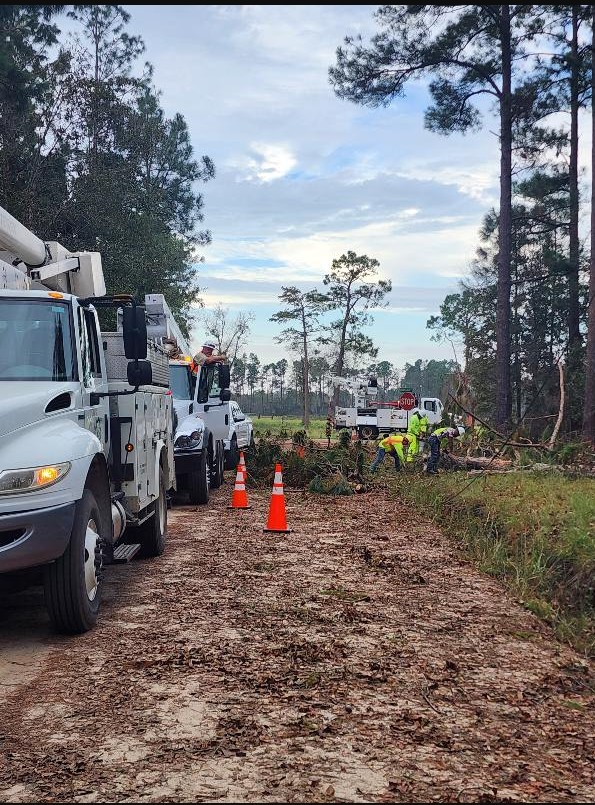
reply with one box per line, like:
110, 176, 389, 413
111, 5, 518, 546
188, 449, 209, 505
139, 468, 168, 555
360, 426, 378, 440
226, 435, 240, 471
43, 489, 105, 634
210, 441, 225, 488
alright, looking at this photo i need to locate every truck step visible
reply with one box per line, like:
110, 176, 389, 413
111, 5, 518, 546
112, 544, 141, 564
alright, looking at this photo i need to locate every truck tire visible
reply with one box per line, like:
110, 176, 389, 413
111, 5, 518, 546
43, 489, 105, 634
188, 449, 209, 505
359, 425, 378, 440
138, 468, 167, 555
225, 435, 240, 471
210, 441, 225, 488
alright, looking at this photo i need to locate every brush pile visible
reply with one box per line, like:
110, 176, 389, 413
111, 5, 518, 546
246, 433, 367, 493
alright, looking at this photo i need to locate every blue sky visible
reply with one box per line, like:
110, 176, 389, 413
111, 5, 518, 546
124, 4, 502, 371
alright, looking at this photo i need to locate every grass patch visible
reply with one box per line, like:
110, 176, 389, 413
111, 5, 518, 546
389, 472, 595, 656
562, 700, 585, 711
251, 415, 329, 440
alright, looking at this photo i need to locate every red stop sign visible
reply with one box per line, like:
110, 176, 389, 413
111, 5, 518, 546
399, 392, 417, 410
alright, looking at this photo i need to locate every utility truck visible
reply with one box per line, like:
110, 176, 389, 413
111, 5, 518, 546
332, 375, 444, 439
139, 294, 229, 504
0, 205, 175, 633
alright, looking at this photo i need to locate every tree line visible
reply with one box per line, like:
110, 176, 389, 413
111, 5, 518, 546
0, 5, 212, 329
228, 352, 457, 419
330, 5, 595, 442
209, 291, 456, 418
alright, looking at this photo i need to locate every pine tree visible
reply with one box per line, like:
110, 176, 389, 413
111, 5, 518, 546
321, 250, 390, 406
63, 6, 214, 328
330, 5, 546, 424
0, 6, 68, 231
270, 287, 327, 426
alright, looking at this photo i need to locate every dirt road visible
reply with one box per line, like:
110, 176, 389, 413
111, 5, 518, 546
0, 486, 594, 803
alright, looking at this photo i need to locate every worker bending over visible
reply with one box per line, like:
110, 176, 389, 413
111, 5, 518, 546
370, 433, 410, 473
426, 425, 465, 475
406, 409, 429, 463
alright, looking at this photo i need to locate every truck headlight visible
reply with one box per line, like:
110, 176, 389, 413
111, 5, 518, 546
175, 431, 202, 450
0, 462, 71, 495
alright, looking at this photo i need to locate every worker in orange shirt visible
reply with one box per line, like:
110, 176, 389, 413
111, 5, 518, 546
190, 341, 227, 373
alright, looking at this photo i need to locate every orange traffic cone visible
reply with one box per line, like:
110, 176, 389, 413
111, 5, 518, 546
228, 465, 251, 509
264, 464, 291, 533
239, 451, 247, 480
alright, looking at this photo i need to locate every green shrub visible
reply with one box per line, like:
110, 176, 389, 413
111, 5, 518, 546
309, 473, 353, 496
246, 433, 365, 490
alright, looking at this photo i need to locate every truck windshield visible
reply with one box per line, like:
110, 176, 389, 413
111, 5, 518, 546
170, 364, 196, 400
0, 299, 76, 381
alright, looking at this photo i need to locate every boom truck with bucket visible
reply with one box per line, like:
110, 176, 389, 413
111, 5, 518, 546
0, 205, 175, 633
331, 375, 443, 440
136, 293, 230, 504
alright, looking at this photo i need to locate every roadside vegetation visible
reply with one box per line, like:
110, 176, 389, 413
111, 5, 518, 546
389, 469, 595, 657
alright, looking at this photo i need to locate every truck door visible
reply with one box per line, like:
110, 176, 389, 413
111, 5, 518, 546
170, 363, 195, 427
421, 398, 441, 424
76, 304, 109, 453
194, 364, 230, 441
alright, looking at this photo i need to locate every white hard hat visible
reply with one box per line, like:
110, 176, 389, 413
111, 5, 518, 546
457, 425, 465, 437
202, 341, 217, 350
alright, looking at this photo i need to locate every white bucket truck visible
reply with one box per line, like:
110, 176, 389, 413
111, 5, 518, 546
0, 205, 175, 633
332, 376, 444, 439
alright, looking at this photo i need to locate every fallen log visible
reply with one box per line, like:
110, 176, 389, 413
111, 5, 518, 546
446, 454, 512, 471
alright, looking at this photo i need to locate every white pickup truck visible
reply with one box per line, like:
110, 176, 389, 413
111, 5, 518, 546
0, 205, 175, 633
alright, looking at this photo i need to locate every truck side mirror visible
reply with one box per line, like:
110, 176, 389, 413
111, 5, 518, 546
220, 388, 231, 402
218, 364, 231, 389
122, 305, 148, 360
127, 359, 152, 387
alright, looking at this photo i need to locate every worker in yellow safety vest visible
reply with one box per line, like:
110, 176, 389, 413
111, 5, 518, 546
370, 433, 410, 473
406, 409, 429, 462
426, 425, 465, 474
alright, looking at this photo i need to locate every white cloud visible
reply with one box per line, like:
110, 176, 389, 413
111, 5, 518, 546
229, 142, 297, 183
125, 5, 501, 364
397, 161, 499, 203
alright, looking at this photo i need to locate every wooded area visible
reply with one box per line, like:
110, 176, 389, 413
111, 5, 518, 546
6, 5, 595, 437
330, 4, 595, 440
0, 5, 213, 328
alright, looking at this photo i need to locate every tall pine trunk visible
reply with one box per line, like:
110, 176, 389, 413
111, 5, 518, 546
302, 311, 310, 428
583, 8, 595, 441
331, 316, 349, 411
568, 5, 581, 412
496, 4, 513, 426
